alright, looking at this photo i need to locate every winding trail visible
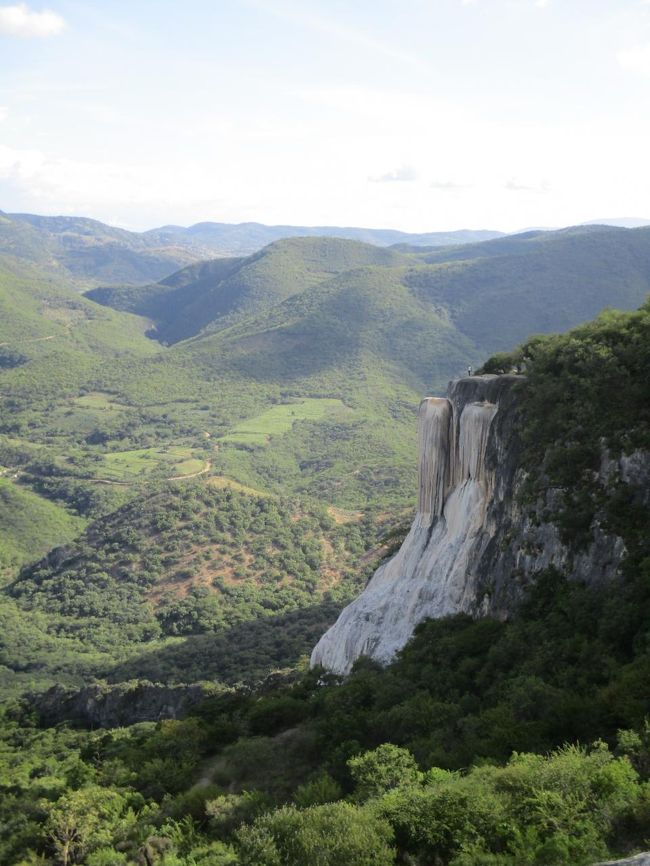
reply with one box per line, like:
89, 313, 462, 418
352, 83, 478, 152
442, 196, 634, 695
93, 459, 213, 486
0, 335, 57, 348
167, 459, 212, 481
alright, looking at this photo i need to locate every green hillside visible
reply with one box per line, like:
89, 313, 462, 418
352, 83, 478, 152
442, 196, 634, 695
0, 256, 164, 566
89, 228, 650, 357
2, 226, 649, 607
411, 224, 650, 350
189, 263, 475, 383
0, 478, 86, 577
0, 211, 203, 286
88, 237, 413, 344
2, 482, 402, 692
0, 255, 158, 410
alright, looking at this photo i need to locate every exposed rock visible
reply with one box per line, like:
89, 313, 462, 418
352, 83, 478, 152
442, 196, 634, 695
312, 374, 646, 674
26, 681, 220, 728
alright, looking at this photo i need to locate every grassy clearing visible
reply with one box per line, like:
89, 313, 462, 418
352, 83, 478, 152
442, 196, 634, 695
95, 446, 202, 482
219, 398, 345, 445
168, 458, 206, 476
207, 475, 271, 497
73, 392, 131, 411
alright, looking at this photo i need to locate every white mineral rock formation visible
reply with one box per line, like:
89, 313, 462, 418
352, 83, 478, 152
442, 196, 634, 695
311, 372, 638, 675
311, 378, 500, 674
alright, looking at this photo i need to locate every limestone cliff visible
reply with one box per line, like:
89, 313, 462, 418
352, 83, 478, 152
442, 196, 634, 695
311, 374, 639, 674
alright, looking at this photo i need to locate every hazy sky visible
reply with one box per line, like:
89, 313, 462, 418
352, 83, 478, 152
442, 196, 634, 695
1, 0, 650, 231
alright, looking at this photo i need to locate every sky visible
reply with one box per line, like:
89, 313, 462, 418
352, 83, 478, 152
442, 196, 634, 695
1, 0, 650, 233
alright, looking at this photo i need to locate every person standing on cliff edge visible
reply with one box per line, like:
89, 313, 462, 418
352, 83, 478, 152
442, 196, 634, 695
467, 365, 473, 377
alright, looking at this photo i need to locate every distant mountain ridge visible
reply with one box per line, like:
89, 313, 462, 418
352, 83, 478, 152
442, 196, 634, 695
143, 221, 504, 256
88, 224, 650, 357
0, 210, 504, 286
0, 211, 204, 286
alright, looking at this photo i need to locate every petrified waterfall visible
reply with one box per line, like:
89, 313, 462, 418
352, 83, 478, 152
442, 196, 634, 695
311, 377, 503, 675
311, 371, 637, 675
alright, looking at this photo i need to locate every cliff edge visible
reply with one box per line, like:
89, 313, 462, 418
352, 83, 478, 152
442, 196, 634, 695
311, 374, 632, 674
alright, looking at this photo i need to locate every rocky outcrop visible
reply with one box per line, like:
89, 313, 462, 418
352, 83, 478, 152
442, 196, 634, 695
27, 681, 219, 728
312, 374, 643, 675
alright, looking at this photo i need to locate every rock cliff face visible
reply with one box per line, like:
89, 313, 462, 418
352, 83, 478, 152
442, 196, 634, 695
311, 374, 639, 675
27, 682, 217, 728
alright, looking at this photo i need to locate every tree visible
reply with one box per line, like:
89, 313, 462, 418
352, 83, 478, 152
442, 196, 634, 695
348, 744, 421, 799
43, 786, 128, 866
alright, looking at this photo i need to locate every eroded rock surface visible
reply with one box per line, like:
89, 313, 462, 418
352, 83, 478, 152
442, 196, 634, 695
312, 374, 642, 674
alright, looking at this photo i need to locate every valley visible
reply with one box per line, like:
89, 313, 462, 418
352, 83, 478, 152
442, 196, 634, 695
0, 213, 649, 866
2, 223, 650, 694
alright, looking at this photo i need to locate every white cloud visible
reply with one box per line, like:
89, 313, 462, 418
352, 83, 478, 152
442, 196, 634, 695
618, 42, 650, 76
2, 81, 650, 234
370, 165, 418, 183
0, 3, 65, 38
430, 179, 470, 191
0, 107, 7, 122
505, 177, 551, 193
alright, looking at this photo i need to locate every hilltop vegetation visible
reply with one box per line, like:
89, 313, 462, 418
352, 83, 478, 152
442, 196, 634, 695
481, 297, 650, 550
1, 482, 403, 693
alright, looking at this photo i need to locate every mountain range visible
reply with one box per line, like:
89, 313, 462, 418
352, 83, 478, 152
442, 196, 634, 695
90, 223, 650, 357
0, 210, 503, 286
1, 215, 650, 695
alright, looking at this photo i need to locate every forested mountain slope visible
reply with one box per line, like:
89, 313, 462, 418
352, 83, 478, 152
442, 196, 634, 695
88, 227, 650, 355
0, 211, 205, 286
87, 238, 412, 344
0, 255, 157, 406
412, 224, 650, 350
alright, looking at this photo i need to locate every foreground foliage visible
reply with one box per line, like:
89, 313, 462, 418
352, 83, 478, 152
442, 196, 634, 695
1, 698, 648, 865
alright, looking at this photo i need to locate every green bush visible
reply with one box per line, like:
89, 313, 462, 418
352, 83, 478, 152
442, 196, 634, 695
236, 801, 395, 866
